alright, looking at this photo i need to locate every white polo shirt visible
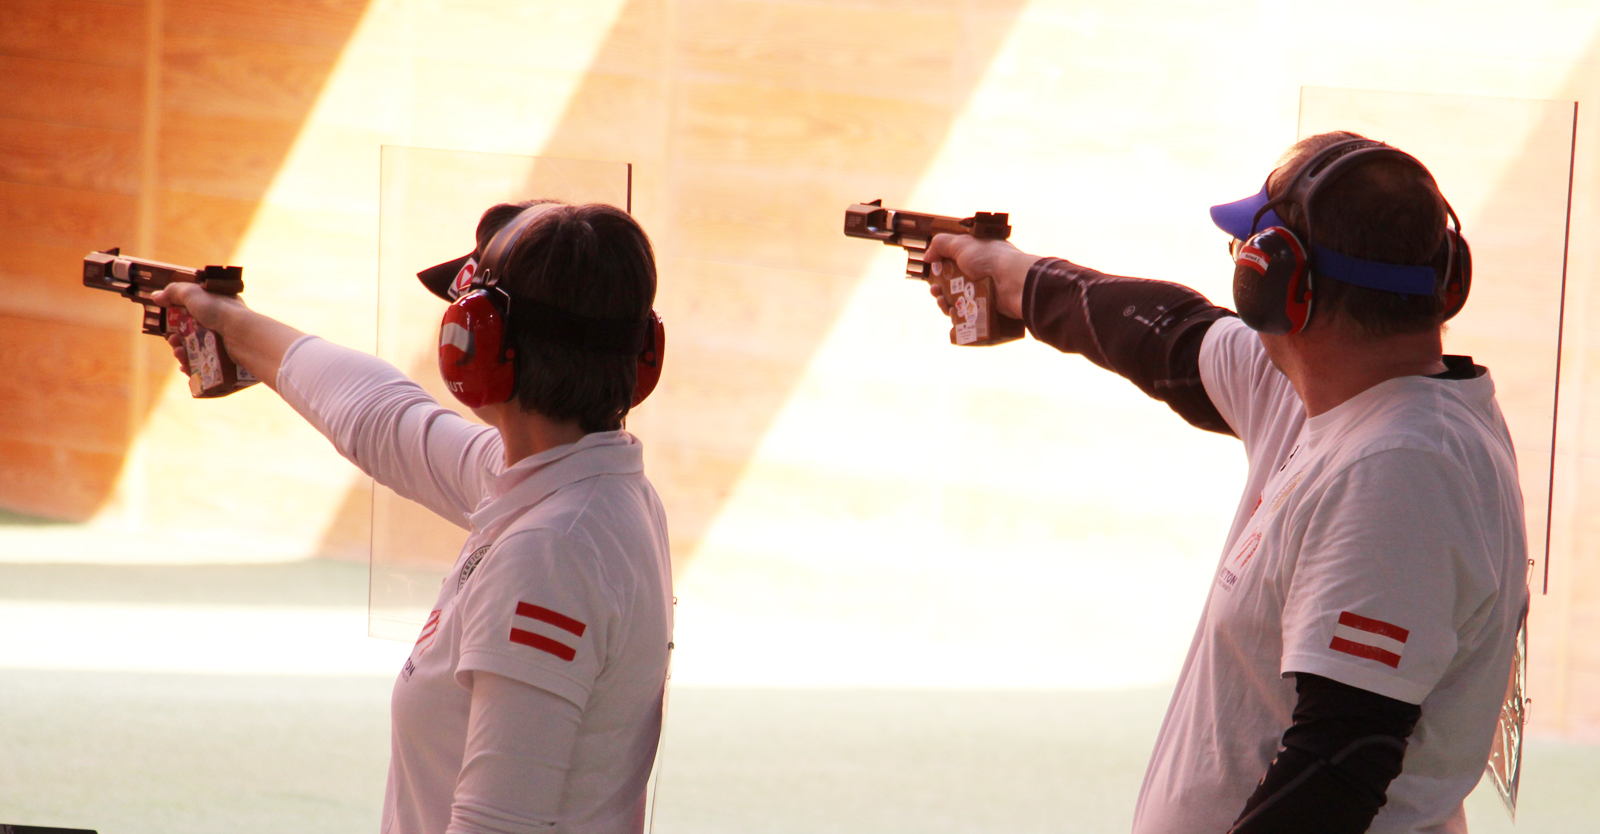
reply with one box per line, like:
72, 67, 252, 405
277, 336, 673, 834
1132, 317, 1529, 834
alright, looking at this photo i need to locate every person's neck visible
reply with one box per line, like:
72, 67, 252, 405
474, 401, 589, 468
1267, 317, 1447, 419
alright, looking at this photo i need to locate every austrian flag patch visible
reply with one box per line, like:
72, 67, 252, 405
1330, 611, 1409, 669
509, 602, 587, 662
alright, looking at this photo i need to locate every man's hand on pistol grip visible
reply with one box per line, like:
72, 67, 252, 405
922, 233, 1038, 321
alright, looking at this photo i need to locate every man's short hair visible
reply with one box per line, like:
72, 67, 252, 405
1271, 131, 1450, 336
474, 200, 657, 432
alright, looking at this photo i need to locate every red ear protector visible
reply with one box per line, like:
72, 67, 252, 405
418, 205, 666, 410
437, 278, 516, 409
1216, 138, 1472, 335
1232, 227, 1313, 335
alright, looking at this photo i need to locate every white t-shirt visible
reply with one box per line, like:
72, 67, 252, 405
1131, 317, 1529, 834
277, 336, 673, 834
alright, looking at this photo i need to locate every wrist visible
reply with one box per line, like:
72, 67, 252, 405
998, 250, 1041, 319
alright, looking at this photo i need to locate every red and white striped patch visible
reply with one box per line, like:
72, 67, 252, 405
416, 608, 442, 651
1329, 611, 1409, 669
509, 602, 587, 662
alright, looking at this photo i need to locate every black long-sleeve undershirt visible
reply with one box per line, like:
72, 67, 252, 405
1231, 674, 1421, 834
1019, 257, 1422, 832
1021, 257, 1237, 435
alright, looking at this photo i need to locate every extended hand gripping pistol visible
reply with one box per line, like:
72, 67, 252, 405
82, 249, 259, 398
843, 200, 1025, 346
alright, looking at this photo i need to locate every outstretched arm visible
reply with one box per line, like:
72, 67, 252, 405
923, 235, 1237, 435
152, 282, 499, 524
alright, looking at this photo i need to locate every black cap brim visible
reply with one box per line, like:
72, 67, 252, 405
417, 253, 474, 301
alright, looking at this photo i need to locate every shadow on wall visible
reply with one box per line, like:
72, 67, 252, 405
312, 0, 1033, 568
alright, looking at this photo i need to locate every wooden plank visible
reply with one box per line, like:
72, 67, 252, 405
676, 80, 953, 176
0, 314, 132, 452
0, 55, 142, 130
0, 437, 125, 522
0, 232, 135, 329
667, 162, 917, 275
674, 0, 966, 103
0, 0, 144, 68
161, 33, 343, 122
585, 0, 666, 78
644, 345, 808, 456
0, 116, 140, 194
165, 0, 368, 48
639, 442, 750, 570
158, 110, 301, 201
657, 257, 858, 362
0, 180, 137, 251
529, 72, 670, 170
152, 188, 258, 266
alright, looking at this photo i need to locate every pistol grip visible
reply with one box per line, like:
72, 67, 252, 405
931, 267, 1024, 347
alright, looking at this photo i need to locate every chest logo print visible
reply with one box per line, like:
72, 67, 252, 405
1268, 472, 1305, 514
459, 546, 489, 589
1217, 529, 1262, 591
510, 602, 587, 662
1330, 611, 1409, 669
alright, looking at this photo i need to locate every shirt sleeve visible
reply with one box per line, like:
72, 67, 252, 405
446, 671, 581, 834
276, 335, 503, 527
1198, 317, 1302, 451
454, 523, 611, 709
1279, 448, 1492, 704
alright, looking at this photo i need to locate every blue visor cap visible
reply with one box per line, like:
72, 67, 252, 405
1210, 182, 1438, 296
1210, 181, 1285, 239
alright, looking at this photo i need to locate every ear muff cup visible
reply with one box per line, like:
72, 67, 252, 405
438, 289, 516, 408
1438, 228, 1471, 322
632, 311, 665, 408
1233, 226, 1313, 335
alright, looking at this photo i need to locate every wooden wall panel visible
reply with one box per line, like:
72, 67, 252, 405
0, 439, 126, 521
507, 0, 1025, 566
158, 112, 301, 200
0, 181, 136, 257
0, 0, 145, 521
0, 0, 368, 521
0, 56, 141, 129
0, 0, 144, 67
674, 0, 966, 100
0, 316, 132, 453
0, 117, 140, 194
0, 234, 133, 328
165, 0, 369, 48
152, 188, 260, 266
160, 36, 343, 122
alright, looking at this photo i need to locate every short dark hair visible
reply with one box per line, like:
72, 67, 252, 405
475, 200, 657, 432
1270, 131, 1450, 336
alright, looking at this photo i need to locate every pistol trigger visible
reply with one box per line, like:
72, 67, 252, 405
903, 247, 933, 280
142, 305, 166, 336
